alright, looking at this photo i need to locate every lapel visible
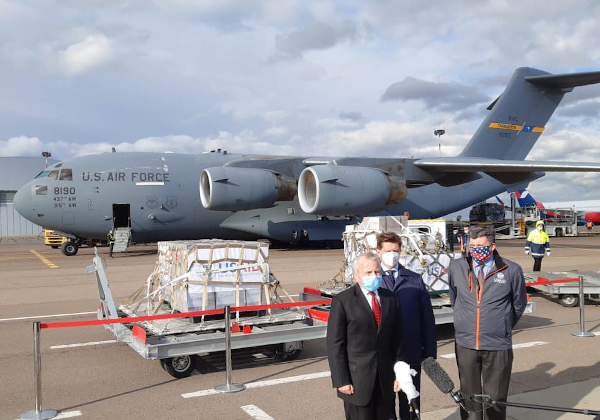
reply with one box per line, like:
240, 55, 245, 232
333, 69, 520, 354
393, 266, 410, 292
382, 271, 395, 290
378, 289, 391, 333
352, 283, 378, 332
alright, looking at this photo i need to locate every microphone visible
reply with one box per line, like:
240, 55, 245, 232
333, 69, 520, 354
422, 357, 466, 410
409, 399, 421, 420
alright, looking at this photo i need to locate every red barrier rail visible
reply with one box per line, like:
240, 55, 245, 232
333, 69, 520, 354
525, 277, 581, 287
40, 299, 332, 329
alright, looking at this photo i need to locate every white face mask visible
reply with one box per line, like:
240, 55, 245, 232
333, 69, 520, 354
381, 251, 400, 268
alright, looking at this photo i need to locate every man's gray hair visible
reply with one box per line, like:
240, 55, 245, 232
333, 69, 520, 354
468, 225, 495, 243
352, 251, 381, 274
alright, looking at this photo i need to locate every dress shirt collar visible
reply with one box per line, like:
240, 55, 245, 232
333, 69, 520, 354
359, 284, 379, 301
476, 256, 495, 276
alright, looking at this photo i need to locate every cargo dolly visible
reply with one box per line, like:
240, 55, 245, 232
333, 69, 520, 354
89, 250, 330, 378
525, 271, 600, 307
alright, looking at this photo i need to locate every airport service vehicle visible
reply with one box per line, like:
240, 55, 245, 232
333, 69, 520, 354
525, 271, 600, 307
43, 229, 66, 249
469, 203, 506, 225
44, 229, 107, 255
15, 67, 600, 256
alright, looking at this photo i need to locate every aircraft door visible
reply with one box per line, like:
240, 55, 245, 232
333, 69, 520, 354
112, 204, 131, 229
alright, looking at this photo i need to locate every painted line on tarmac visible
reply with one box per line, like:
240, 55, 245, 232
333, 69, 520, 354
440, 341, 549, 359
51, 340, 118, 349
30, 249, 58, 269
241, 405, 276, 420
182, 371, 331, 398
15, 410, 82, 420
0, 312, 96, 323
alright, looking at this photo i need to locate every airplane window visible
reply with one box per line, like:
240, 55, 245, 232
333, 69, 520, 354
48, 170, 59, 180
59, 169, 73, 181
35, 185, 48, 195
35, 171, 49, 179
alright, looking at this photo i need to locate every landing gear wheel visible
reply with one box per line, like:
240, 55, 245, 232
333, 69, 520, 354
273, 343, 303, 361
160, 355, 197, 378
60, 241, 79, 256
560, 294, 579, 307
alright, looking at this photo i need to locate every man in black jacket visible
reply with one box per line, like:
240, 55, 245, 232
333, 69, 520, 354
327, 251, 405, 420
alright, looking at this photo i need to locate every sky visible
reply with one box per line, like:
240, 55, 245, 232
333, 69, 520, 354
1, 0, 600, 205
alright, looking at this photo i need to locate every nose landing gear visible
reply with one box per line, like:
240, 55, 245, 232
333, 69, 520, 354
60, 241, 79, 256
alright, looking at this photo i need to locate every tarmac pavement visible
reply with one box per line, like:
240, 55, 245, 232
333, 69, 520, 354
0, 236, 598, 420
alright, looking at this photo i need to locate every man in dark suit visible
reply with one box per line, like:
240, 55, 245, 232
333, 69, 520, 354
377, 232, 437, 420
327, 251, 405, 420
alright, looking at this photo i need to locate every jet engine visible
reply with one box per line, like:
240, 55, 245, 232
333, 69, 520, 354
200, 167, 297, 211
298, 165, 407, 215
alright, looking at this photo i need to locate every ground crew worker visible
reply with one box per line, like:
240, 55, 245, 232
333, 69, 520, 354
459, 225, 470, 257
586, 219, 594, 230
525, 220, 550, 271
107, 229, 115, 258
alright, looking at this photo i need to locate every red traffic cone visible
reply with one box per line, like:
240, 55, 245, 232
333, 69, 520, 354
231, 322, 241, 333
243, 324, 252, 334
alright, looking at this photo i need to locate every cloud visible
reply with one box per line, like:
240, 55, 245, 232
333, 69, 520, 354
314, 117, 360, 130
264, 126, 289, 136
275, 20, 358, 57
339, 111, 362, 121
0, 136, 43, 156
381, 77, 489, 111
262, 110, 287, 124
0, 132, 299, 159
58, 34, 114, 75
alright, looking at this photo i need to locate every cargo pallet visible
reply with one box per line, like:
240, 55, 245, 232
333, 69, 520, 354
89, 250, 330, 378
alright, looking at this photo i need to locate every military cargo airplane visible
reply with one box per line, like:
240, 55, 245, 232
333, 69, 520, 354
14, 67, 600, 255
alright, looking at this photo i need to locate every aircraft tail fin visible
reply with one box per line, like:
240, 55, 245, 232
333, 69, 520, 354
515, 189, 544, 208
459, 67, 600, 160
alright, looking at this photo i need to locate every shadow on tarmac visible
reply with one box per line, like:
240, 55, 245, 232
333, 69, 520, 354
58, 378, 178, 412
435, 361, 600, 420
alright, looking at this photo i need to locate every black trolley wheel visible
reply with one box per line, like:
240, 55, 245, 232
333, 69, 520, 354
160, 355, 197, 378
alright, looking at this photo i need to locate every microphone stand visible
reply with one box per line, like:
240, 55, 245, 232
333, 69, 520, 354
463, 393, 600, 416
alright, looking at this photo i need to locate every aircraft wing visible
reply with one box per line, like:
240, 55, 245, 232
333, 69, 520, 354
414, 157, 600, 172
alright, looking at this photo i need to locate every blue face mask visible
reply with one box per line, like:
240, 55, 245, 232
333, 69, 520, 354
361, 275, 382, 292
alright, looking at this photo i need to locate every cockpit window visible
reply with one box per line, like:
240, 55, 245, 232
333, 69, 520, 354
35, 185, 48, 195
59, 169, 73, 181
48, 170, 59, 180
35, 171, 49, 179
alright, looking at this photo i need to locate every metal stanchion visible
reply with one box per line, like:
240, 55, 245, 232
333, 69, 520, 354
571, 275, 594, 338
21, 322, 57, 420
215, 306, 245, 393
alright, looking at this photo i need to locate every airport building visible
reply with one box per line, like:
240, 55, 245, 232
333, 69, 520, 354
0, 156, 56, 237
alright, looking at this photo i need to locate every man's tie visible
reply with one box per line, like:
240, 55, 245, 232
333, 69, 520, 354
368, 291, 381, 327
477, 261, 485, 290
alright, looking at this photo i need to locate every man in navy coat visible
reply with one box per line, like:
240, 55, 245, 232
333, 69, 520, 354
377, 232, 437, 420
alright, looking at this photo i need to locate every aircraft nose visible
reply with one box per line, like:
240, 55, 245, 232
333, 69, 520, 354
14, 184, 34, 220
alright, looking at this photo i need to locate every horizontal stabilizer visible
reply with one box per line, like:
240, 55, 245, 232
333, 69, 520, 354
525, 71, 600, 89
414, 157, 600, 173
